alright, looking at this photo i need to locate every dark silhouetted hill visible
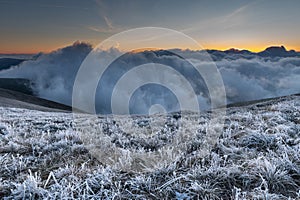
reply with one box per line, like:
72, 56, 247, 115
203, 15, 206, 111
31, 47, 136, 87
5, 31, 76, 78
0, 88, 71, 112
0, 58, 25, 71
258, 45, 298, 57
0, 78, 34, 95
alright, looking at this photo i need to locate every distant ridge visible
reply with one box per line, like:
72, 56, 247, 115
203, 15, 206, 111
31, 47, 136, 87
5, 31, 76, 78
211, 45, 299, 57
0, 88, 71, 112
0, 58, 25, 71
258, 45, 297, 57
127, 45, 300, 61
0, 78, 34, 95
226, 93, 300, 108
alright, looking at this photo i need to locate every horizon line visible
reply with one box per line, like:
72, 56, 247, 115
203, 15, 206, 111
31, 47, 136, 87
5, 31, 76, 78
0, 44, 299, 55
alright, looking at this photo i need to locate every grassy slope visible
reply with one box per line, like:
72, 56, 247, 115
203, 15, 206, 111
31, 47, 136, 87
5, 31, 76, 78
0, 95, 299, 199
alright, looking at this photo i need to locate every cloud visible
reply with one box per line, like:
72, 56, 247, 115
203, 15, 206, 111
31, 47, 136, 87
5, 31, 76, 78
104, 16, 114, 30
0, 42, 92, 105
87, 26, 118, 34
181, 2, 252, 34
87, 16, 124, 34
215, 56, 300, 102
0, 43, 299, 114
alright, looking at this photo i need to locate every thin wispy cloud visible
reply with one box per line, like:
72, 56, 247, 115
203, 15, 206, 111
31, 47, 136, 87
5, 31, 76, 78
104, 16, 114, 30
182, 2, 252, 34
88, 15, 124, 34
223, 3, 249, 21
87, 26, 119, 34
88, 0, 125, 34
88, 0, 125, 35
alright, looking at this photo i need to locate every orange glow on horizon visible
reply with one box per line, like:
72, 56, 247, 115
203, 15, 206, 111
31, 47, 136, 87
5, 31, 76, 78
0, 42, 299, 54
0, 46, 56, 54
0, 39, 89, 54
198, 43, 300, 53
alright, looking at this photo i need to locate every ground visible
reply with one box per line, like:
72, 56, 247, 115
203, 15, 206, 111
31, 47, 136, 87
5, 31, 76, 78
0, 95, 299, 199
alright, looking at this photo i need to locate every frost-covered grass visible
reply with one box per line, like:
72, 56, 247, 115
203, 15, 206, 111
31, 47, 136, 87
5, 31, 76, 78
0, 95, 299, 199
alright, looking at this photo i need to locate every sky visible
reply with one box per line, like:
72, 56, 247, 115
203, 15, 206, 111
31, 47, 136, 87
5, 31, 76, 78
1, 0, 300, 53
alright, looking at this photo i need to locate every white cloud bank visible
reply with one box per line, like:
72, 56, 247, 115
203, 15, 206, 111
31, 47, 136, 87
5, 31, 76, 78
0, 42, 299, 113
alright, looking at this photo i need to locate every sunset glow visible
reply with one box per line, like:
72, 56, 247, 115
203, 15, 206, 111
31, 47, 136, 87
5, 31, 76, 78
1, 0, 300, 54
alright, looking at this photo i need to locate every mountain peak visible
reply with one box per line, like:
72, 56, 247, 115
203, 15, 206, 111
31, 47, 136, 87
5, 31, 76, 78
223, 48, 252, 55
224, 48, 242, 53
259, 45, 296, 57
264, 45, 286, 52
